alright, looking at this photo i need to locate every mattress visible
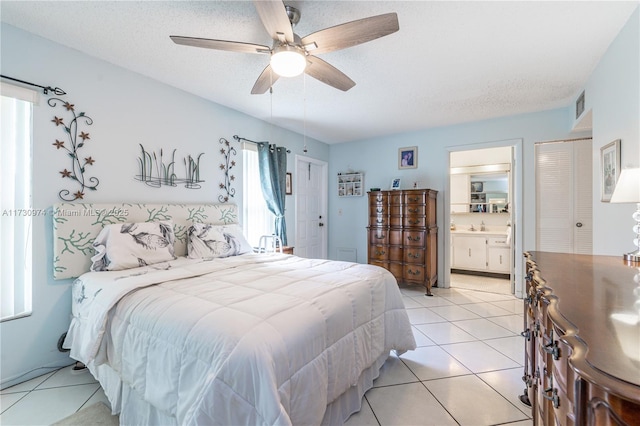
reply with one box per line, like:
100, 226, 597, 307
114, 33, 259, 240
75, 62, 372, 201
64, 254, 416, 425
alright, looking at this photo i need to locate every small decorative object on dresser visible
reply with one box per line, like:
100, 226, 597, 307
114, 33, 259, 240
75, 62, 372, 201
390, 178, 401, 190
367, 189, 438, 295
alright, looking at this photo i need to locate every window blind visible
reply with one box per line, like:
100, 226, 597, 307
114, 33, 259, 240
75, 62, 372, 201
1, 88, 34, 321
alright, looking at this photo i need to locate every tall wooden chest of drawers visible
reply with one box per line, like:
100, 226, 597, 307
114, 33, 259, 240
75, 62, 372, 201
367, 189, 438, 295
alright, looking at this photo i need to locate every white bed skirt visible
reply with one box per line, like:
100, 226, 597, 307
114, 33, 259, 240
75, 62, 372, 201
90, 351, 390, 425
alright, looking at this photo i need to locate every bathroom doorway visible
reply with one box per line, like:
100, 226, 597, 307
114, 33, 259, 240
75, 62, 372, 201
445, 141, 523, 297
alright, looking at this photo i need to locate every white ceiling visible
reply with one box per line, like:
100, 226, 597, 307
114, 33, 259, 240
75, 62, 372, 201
1, 1, 637, 144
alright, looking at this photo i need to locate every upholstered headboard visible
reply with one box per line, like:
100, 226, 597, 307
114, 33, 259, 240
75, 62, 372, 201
52, 203, 239, 280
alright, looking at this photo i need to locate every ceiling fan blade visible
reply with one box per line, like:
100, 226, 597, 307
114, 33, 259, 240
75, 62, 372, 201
301, 13, 399, 55
251, 64, 280, 95
253, 0, 294, 43
170, 36, 270, 54
305, 56, 355, 92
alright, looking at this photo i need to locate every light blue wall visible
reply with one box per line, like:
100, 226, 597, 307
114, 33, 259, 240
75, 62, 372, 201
587, 7, 639, 255
327, 108, 584, 275
0, 23, 328, 388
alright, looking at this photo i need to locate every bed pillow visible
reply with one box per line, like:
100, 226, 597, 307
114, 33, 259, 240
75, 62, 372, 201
187, 223, 253, 259
90, 221, 176, 271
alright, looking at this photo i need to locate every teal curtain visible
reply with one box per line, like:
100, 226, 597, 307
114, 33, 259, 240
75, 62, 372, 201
257, 142, 287, 245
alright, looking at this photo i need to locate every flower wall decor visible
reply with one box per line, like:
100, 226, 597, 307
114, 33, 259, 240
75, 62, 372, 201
49, 97, 99, 201
218, 137, 236, 202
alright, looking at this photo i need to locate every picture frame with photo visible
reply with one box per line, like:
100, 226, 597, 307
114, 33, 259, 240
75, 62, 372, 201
285, 172, 292, 195
390, 178, 401, 190
600, 139, 621, 202
398, 146, 417, 169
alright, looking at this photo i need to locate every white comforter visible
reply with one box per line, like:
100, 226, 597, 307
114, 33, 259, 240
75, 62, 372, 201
65, 254, 416, 425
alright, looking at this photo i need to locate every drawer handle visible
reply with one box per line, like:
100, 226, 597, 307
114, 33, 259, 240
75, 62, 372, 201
408, 219, 421, 225
407, 236, 421, 242
408, 208, 419, 213
409, 197, 420, 202
520, 329, 531, 341
542, 385, 560, 409
408, 252, 420, 259
376, 218, 384, 224
522, 373, 533, 387
407, 269, 421, 276
543, 340, 560, 360
375, 234, 386, 239
375, 250, 386, 256
525, 272, 533, 282
495, 240, 506, 244
376, 207, 383, 213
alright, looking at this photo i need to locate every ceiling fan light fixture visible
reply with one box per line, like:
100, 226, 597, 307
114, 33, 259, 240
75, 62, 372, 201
270, 45, 306, 77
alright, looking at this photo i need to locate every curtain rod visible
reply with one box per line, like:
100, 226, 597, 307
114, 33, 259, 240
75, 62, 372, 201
233, 135, 291, 153
1, 75, 66, 96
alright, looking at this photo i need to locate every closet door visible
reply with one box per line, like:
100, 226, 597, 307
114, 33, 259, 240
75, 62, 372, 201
535, 139, 592, 254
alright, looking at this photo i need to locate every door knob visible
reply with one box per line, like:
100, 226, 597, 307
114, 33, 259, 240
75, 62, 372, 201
319, 223, 324, 227
576, 222, 583, 228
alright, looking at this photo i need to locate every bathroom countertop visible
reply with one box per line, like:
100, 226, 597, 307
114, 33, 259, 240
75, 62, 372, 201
450, 229, 508, 235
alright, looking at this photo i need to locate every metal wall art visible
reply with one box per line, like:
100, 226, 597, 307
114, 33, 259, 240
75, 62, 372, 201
49, 97, 99, 201
218, 138, 237, 202
135, 144, 204, 189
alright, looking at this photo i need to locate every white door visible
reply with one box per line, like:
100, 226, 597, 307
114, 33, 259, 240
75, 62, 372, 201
295, 156, 327, 258
535, 139, 592, 254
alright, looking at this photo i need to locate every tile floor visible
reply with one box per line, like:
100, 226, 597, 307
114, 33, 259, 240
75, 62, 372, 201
450, 272, 513, 295
1, 286, 532, 426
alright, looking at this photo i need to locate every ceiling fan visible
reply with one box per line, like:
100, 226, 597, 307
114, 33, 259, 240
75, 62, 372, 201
170, 1, 399, 94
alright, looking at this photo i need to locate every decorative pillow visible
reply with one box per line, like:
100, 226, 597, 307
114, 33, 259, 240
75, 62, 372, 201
90, 221, 176, 271
187, 223, 253, 259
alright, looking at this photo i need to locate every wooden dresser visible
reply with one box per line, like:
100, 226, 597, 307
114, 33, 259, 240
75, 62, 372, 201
367, 189, 438, 295
522, 251, 640, 425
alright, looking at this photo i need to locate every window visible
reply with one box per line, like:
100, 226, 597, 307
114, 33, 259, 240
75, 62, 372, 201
1, 83, 36, 321
242, 144, 274, 247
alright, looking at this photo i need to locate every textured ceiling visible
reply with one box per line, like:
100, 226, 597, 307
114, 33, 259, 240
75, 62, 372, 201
1, 1, 637, 144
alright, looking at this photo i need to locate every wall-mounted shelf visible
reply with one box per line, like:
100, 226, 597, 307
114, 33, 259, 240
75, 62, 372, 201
338, 172, 363, 197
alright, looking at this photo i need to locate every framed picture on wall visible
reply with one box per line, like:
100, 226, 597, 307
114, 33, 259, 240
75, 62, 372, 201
285, 172, 292, 195
398, 146, 417, 169
600, 139, 621, 202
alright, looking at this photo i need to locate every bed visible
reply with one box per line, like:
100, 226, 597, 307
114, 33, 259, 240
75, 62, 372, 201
54, 203, 416, 425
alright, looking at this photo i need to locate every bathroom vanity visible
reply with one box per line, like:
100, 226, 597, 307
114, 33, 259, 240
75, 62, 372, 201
451, 229, 511, 274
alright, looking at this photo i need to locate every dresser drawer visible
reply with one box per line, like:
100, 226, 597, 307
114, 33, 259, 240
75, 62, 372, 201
369, 228, 388, 244
404, 216, 425, 227
370, 192, 388, 203
403, 265, 425, 282
404, 230, 426, 247
404, 247, 425, 263
389, 246, 403, 262
370, 215, 388, 226
390, 193, 403, 205
404, 192, 425, 204
369, 245, 388, 261
405, 205, 425, 216
389, 230, 403, 245
389, 215, 403, 227
369, 204, 387, 216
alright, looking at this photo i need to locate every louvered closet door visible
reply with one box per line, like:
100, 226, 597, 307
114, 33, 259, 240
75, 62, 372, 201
535, 139, 592, 254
